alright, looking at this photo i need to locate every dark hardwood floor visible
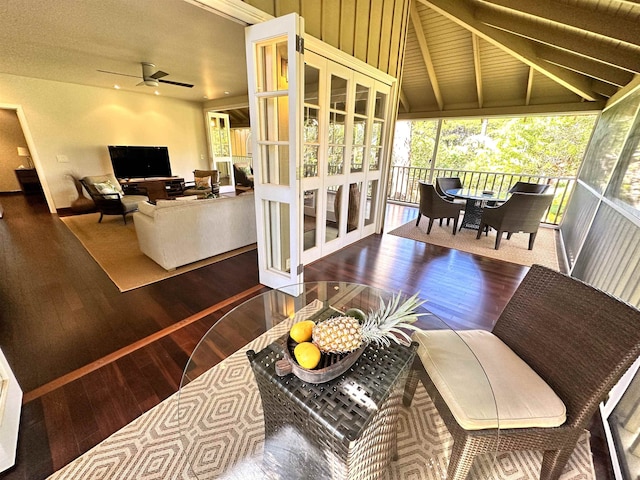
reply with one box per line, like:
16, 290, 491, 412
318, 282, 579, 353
0, 194, 613, 479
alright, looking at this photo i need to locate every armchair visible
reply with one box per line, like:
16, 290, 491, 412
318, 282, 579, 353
404, 264, 640, 480
183, 170, 220, 198
435, 176, 463, 201
233, 163, 254, 189
80, 174, 148, 224
416, 182, 464, 235
476, 192, 554, 249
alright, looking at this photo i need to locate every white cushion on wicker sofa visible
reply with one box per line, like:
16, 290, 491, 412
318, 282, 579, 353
414, 329, 566, 430
133, 193, 256, 270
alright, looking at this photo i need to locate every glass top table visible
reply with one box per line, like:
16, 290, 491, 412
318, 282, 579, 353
178, 282, 498, 479
446, 188, 510, 231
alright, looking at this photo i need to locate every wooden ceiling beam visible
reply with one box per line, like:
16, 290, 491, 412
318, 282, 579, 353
536, 45, 634, 87
417, 0, 600, 101
472, 34, 483, 108
399, 89, 411, 112
410, 1, 444, 110
398, 100, 606, 120
591, 80, 619, 98
525, 66, 534, 106
476, 7, 640, 74
480, 0, 640, 48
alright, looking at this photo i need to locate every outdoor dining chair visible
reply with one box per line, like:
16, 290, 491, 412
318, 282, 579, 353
416, 182, 464, 235
508, 181, 550, 194
476, 192, 554, 249
435, 176, 464, 202
403, 264, 640, 480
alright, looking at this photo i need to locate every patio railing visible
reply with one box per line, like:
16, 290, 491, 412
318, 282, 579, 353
386, 166, 576, 225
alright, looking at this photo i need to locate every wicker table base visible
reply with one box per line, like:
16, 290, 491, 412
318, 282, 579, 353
248, 339, 417, 480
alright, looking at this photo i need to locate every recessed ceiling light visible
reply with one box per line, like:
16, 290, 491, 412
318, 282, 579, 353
154, 91, 160, 95
114, 85, 120, 89
224, 91, 230, 95
203, 96, 209, 99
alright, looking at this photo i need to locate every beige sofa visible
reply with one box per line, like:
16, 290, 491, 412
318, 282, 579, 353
133, 193, 256, 270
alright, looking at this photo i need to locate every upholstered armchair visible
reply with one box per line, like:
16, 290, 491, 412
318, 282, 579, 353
416, 182, 464, 234
183, 170, 220, 198
233, 163, 254, 189
403, 264, 640, 480
476, 192, 554, 249
80, 174, 148, 224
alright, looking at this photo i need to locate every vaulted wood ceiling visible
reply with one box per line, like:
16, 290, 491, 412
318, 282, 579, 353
398, 0, 640, 119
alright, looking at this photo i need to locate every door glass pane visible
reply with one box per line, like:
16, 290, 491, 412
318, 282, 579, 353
304, 106, 319, 178
326, 185, 341, 242
305, 64, 320, 106
257, 40, 289, 93
303, 190, 318, 251
374, 90, 387, 118
346, 182, 362, 233
351, 119, 366, 173
354, 84, 369, 115
328, 112, 346, 175
330, 75, 348, 111
265, 200, 291, 273
217, 160, 232, 186
365, 179, 378, 226
260, 144, 290, 185
259, 97, 289, 142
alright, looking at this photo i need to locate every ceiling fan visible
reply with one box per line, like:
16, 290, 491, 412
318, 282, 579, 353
98, 62, 194, 88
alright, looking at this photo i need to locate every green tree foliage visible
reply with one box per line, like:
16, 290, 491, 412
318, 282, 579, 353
395, 115, 597, 176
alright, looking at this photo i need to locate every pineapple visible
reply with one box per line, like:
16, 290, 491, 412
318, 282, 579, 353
312, 293, 426, 354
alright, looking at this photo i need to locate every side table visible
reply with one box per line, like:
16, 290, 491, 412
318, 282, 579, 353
247, 338, 417, 479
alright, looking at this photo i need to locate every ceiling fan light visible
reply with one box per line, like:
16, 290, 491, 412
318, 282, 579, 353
144, 79, 159, 87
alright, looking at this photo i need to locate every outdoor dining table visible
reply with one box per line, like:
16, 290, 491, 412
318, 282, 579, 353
446, 187, 510, 231
178, 282, 499, 479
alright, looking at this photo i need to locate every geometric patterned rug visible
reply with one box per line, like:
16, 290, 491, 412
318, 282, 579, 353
48, 310, 594, 480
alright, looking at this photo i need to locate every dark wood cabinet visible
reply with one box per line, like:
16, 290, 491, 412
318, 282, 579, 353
15, 168, 43, 195
120, 177, 184, 202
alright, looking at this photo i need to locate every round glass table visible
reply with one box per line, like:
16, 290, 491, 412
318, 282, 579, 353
178, 282, 498, 479
446, 187, 510, 231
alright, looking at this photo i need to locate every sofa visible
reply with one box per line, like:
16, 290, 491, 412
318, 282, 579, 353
133, 193, 256, 270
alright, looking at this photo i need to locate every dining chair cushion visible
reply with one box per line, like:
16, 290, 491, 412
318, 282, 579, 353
414, 329, 566, 430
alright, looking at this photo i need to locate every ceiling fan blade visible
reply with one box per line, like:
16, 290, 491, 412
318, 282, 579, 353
150, 70, 169, 80
97, 69, 140, 79
158, 79, 194, 88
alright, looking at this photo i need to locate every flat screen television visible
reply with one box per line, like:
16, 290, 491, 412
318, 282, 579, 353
108, 145, 172, 179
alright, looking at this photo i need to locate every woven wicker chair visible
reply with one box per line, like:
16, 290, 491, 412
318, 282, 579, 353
183, 169, 220, 198
416, 182, 464, 235
435, 176, 463, 200
404, 264, 640, 480
508, 181, 550, 194
476, 192, 554, 249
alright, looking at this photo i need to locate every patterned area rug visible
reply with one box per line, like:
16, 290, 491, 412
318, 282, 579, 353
60, 213, 256, 292
48, 310, 593, 480
388, 220, 559, 270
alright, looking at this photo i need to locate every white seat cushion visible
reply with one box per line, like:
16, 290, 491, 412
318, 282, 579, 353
414, 329, 566, 430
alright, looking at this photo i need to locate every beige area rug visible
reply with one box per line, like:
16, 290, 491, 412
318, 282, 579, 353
388, 220, 559, 270
61, 213, 256, 292
48, 304, 594, 480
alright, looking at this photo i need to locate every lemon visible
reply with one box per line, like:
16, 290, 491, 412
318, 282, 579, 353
289, 320, 315, 343
294, 342, 321, 370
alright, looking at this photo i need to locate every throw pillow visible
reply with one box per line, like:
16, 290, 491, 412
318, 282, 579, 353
195, 176, 211, 189
94, 181, 122, 197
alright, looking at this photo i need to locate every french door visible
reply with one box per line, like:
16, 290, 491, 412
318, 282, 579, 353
246, 13, 395, 290
246, 13, 304, 293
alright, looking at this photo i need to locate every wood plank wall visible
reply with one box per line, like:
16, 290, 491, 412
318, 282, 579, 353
242, 0, 411, 80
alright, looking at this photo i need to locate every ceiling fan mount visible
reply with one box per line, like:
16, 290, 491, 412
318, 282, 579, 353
98, 62, 194, 89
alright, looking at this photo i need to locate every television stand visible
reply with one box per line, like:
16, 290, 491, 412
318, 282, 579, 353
120, 177, 184, 202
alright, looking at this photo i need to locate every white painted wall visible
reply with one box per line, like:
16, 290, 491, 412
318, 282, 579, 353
0, 73, 209, 210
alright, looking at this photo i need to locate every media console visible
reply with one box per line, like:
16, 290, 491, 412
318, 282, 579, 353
120, 177, 184, 202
